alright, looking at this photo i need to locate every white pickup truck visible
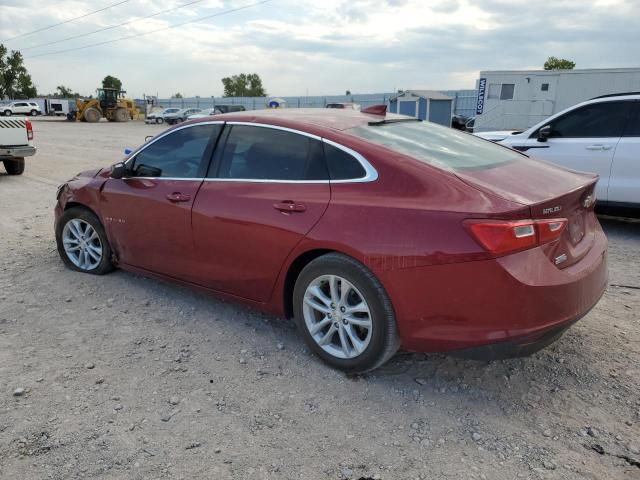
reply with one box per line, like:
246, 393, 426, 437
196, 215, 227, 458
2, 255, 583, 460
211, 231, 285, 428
0, 117, 36, 175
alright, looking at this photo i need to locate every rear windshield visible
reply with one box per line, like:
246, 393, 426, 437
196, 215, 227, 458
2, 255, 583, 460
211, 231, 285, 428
348, 120, 523, 170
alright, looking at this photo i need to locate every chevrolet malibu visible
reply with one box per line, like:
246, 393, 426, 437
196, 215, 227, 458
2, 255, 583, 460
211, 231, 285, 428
54, 108, 608, 373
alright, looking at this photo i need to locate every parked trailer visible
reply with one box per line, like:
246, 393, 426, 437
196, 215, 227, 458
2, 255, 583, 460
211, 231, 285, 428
473, 67, 640, 131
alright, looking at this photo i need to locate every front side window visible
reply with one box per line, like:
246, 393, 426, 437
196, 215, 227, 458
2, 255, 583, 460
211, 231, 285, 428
217, 125, 327, 181
130, 124, 220, 178
546, 101, 631, 138
349, 120, 524, 171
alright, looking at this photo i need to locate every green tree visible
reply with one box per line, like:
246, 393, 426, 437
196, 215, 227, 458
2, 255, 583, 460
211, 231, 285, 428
0, 44, 38, 99
56, 85, 75, 97
102, 75, 122, 91
221, 73, 266, 97
172, 92, 183, 98
16, 72, 37, 98
544, 56, 576, 70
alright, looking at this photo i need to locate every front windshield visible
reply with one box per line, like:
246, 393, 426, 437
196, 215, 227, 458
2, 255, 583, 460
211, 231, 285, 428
348, 120, 524, 170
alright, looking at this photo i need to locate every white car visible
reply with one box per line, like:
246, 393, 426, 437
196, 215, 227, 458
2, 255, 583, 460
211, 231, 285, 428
475, 93, 640, 208
2, 101, 41, 116
187, 107, 220, 120
145, 108, 180, 124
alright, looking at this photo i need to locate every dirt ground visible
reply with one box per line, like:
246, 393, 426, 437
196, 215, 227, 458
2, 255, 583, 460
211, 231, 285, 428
0, 118, 639, 480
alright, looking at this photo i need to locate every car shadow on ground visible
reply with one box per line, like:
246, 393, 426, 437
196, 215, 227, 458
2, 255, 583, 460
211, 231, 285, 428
99, 261, 605, 418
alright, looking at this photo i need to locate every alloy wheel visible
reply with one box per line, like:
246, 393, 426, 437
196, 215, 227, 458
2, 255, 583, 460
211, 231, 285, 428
302, 275, 373, 359
62, 219, 103, 271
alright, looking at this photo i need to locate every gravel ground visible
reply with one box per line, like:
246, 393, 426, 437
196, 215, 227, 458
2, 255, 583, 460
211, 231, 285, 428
1, 119, 639, 480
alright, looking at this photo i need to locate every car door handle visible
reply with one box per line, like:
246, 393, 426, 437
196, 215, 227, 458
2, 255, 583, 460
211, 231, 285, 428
586, 144, 612, 151
273, 201, 306, 213
166, 192, 191, 203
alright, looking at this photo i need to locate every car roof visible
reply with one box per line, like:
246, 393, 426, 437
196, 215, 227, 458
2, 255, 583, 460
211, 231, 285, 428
589, 93, 640, 102
189, 108, 410, 132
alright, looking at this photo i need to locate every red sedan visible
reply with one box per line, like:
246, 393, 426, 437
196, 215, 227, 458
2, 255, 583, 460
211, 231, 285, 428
54, 108, 608, 373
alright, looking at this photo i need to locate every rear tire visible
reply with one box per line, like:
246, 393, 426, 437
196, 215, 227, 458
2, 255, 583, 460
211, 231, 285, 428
83, 107, 101, 123
293, 253, 400, 373
156, 117, 164, 124
56, 207, 114, 275
3, 158, 25, 175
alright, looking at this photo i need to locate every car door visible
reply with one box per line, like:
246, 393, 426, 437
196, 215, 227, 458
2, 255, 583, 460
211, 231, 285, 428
514, 100, 632, 201
100, 122, 222, 279
14, 102, 28, 114
608, 101, 640, 205
191, 123, 331, 302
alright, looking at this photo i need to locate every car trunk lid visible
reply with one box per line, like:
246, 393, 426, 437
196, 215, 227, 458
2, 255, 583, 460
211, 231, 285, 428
455, 157, 598, 268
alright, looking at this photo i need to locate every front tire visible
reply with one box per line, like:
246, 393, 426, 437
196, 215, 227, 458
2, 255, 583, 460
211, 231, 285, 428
83, 107, 101, 123
56, 207, 114, 275
156, 117, 164, 124
4, 110, 11, 116
30, 109, 38, 116
3, 158, 25, 175
293, 253, 400, 373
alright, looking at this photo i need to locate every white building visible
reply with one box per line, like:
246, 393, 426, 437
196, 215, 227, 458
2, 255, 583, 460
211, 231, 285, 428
473, 67, 640, 131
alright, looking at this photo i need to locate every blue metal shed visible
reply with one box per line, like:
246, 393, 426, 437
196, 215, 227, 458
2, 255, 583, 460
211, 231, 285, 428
389, 90, 454, 126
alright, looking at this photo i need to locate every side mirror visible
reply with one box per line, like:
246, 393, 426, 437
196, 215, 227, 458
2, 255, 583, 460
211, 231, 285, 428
124, 147, 133, 155
537, 125, 551, 142
110, 162, 127, 179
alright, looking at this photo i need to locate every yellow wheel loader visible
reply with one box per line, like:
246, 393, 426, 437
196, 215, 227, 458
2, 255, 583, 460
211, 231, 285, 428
67, 88, 139, 123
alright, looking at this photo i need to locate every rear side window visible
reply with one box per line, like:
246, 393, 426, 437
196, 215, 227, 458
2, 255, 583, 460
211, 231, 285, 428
349, 121, 523, 170
217, 125, 327, 181
623, 102, 640, 137
547, 101, 630, 138
131, 124, 220, 178
323, 142, 366, 180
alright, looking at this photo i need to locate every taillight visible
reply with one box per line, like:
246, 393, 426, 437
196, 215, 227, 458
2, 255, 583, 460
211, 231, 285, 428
25, 119, 33, 141
464, 218, 567, 256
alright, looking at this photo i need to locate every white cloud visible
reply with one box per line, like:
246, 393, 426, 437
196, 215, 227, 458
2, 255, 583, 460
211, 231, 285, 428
0, 0, 638, 98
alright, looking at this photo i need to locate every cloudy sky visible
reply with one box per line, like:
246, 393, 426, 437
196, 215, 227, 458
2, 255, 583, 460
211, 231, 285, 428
1, 0, 638, 98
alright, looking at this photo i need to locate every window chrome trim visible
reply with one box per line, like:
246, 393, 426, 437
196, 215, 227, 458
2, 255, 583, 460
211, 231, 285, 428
206, 121, 378, 184
321, 138, 378, 183
123, 177, 203, 181
121, 120, 379, 184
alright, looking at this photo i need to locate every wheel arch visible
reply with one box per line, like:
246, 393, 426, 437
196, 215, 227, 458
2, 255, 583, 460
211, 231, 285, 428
280, 245, 371, 319
281, 248, 336, 319
64, 201, 100, 219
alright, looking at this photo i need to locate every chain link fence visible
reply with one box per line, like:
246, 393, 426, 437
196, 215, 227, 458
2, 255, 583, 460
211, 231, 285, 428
141, 90, 478, 117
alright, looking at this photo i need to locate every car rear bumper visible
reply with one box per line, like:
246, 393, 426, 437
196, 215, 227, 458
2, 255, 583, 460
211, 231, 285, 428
382, 221, 608, 356
0, 145, 36, 158
449, 315, 582, 360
